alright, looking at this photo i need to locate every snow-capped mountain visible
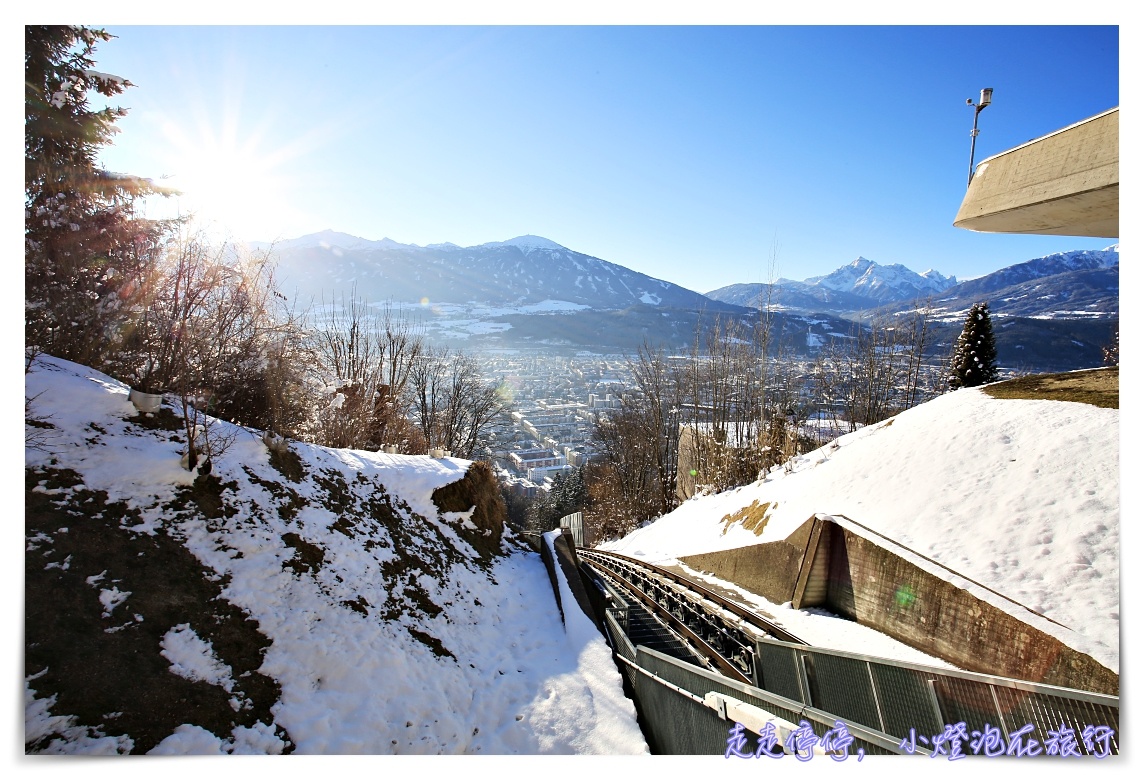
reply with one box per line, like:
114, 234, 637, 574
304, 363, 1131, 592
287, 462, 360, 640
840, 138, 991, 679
268, 233, 721, 312
268, 229, 407, 252
807, 256, 958, 303
264, 232, 847, 353
478, 235, 567, 251
262, 232, 873, 354
258, 233, 1115, 369
708, 248, 1118, 323
703, 281, 873, 313
868, 246, 1121, 322
704, 249, 1117, 371
708, 256, 959, 313
933, 247, 1118, 303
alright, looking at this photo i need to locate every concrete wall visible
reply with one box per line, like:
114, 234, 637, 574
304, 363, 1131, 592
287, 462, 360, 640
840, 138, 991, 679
679, 516, 818, 606
676, 427, 699, 501
678, 515, 1117, 695
954, 107, 1118, 238
538, 529, 599, 630
822, 522, 1118, 695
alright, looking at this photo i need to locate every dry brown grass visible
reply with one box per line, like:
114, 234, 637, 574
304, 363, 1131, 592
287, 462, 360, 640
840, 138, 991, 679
983, 366, 1118, 409
721, 499, 773, 536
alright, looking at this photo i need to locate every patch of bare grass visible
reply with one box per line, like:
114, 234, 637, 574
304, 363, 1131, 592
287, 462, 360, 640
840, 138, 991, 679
25, 467, 291, 754
984, 367, 1118, 409
721, 500, 773, 536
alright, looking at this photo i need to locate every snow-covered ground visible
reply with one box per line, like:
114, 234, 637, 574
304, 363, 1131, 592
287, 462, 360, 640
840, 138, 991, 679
22, 355, 646, 756
14, 353, 1129, 769
601, 381, 1120, 673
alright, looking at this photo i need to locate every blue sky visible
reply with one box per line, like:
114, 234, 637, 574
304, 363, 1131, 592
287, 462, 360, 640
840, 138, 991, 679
84, 23, 1119, 293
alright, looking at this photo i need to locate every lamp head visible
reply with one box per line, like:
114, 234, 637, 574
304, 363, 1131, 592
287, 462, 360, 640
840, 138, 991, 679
980, 87, 993, 107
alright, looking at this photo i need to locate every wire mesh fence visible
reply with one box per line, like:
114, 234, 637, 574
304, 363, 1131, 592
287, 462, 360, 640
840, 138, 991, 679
628, 644, 910, 757
751, 636, 1119, 757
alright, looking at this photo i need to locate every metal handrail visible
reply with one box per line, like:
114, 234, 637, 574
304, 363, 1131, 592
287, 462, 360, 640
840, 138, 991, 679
755, 633, 1118, 706
636, 645, 925, 756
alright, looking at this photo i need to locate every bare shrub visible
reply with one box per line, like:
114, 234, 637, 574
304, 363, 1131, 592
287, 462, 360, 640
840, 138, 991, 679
812, 304, 939, 433
306, 292, 425, 451
111, 231, 311, 468
410, 346, 509, 459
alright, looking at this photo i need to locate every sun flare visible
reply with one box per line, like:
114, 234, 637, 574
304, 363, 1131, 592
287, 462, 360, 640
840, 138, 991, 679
155, 109, 314, 242
164, 141, 289, 240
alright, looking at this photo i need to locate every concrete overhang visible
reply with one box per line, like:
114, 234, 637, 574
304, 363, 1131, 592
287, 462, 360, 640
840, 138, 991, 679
954, 107, 1118, 238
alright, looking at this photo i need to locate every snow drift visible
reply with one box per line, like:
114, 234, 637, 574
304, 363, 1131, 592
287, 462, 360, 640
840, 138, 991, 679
602, 378, 1119, 674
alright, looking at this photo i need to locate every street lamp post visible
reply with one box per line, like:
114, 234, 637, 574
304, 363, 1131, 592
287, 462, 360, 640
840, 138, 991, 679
966, 87, 993, 188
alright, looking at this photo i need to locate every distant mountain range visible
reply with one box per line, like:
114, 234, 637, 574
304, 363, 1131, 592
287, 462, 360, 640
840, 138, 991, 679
267, 231, 717, 311
706, 247, 1118, 322
262, 232, 1117, 370
708, 256, 958, 312
905, 248, 1119, 321
263, 231, 858, 355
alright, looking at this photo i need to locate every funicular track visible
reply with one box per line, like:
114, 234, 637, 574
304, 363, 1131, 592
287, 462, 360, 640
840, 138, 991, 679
575, 546, 1120, 757
579, 548, 806, 686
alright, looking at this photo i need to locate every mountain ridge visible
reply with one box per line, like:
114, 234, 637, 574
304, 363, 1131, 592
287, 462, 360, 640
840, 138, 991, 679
706, 247, 1118, 321
267, 232, 718, 312
259, 231, 1115, 369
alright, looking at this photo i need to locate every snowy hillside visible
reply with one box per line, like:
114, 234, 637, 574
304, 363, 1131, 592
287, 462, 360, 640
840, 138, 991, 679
910, 246, 1121, 322
601, 378, 1119, 674
24, 355, 647, 755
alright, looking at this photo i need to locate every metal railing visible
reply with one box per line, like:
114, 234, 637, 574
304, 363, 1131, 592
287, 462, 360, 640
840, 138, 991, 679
611, 627, 916, 757
752, 634, 1119, 756
587, 553, 1120, 757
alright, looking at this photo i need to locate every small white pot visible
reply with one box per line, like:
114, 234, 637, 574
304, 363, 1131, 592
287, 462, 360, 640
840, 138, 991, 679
129, 388, 163, 414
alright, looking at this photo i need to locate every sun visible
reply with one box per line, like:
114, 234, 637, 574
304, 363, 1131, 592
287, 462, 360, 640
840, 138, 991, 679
154, 111, 316, 243
162, 137, 294, 241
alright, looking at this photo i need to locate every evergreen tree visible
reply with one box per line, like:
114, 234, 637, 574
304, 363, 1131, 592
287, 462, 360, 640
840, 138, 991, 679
529, 466, 588, 533
948, 301, 1000, 389
25, 25, 174, 365
1103, 329, 1119, 366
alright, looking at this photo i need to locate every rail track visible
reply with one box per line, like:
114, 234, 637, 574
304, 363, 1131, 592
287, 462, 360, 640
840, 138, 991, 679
579, 548, 806, 685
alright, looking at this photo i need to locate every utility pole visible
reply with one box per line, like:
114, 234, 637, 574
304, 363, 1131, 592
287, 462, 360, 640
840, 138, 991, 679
967, 87, 993, 188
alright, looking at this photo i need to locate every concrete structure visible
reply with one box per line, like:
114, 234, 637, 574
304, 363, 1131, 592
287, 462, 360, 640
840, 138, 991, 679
527, 464, 571, 483
679, 514, 1117, 695
507, 448, 564, 472
954, 107, 1118, 238
537, 529, 597, 630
